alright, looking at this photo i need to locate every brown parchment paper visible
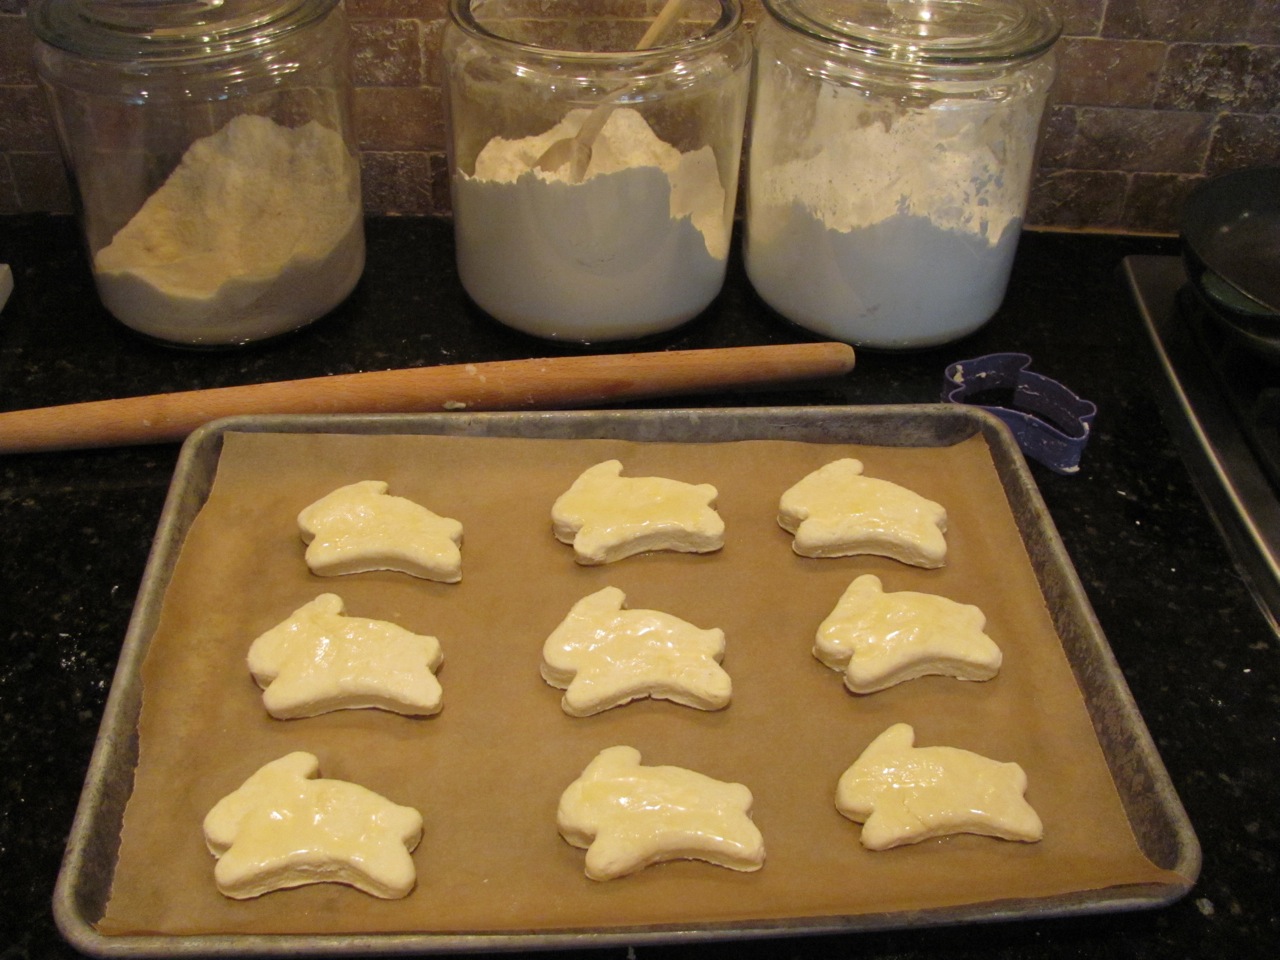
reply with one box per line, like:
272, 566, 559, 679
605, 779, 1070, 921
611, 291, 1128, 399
99, 430, 1178, 936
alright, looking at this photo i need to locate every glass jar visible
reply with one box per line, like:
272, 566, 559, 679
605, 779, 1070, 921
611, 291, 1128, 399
745, 0, 1059, 349
442, 0, 752, 343
31, 0, 364, 348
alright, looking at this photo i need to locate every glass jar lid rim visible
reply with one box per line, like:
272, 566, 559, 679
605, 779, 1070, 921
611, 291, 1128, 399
763, 0, 1060, 64
449, 0, 742, 60
30, 0, 338, 61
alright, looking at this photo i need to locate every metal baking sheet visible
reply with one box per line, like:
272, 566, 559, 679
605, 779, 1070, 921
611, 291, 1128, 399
53, 405, 1199, 956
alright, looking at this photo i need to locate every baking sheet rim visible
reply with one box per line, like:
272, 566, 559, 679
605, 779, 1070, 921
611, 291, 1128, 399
52, 405, 1199, 957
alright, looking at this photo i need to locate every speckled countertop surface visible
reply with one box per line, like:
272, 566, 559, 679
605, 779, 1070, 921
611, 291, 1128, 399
0, 216, 1275, 958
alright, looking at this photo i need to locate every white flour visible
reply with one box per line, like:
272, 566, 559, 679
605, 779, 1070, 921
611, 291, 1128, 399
453, 108, 730, 342
746, 91, 1038, 348
94, 114, 363, 347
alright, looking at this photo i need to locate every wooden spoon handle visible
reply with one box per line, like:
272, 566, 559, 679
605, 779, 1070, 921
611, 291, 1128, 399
563, 0, 692, 169
637, 0, 690, 49
0, 342, 855, 454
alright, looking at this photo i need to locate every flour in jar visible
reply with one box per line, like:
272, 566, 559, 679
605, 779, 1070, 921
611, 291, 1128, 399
453, 108, 731, 342
745, 92, 1038, 348
93, 114, 364, 347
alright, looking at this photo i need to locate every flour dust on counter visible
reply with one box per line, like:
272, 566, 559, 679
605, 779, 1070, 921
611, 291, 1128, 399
453, 107, 730, 342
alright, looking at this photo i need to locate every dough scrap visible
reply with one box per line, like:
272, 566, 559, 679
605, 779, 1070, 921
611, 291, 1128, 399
203, 752, 423, 899
815, 574, 1002, 693
557, 745, 765, 880
835, 723, 1043, 851
298, 480, 463, 582
778, 459, 947, 567
247, 593, 444, 719
551, 460, 724, 564
541, 586, 731, 716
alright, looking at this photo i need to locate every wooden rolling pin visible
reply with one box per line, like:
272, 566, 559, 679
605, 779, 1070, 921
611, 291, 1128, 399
0, 342, 855, 454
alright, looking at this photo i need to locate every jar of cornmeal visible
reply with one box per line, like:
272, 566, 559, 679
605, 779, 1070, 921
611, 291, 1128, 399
443, 0, 751, 342
745, 0, 1059, 348
31, 0, 364, 347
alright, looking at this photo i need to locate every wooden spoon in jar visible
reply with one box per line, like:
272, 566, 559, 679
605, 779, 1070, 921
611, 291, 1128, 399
533, 0, 690, 183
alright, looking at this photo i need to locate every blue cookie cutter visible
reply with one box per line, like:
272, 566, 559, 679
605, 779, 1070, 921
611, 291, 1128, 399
942, 353, 1097, 475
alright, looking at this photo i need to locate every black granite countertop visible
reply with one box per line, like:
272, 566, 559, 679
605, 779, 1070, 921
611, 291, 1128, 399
1, 215, 1275, 959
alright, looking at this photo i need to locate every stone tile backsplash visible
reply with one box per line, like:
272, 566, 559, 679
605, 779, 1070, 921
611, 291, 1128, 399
1, 0, 1276, 233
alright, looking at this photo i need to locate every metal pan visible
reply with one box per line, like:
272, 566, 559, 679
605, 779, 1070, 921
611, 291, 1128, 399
52, 407, 1199, 957
1181, 167, 1280, 360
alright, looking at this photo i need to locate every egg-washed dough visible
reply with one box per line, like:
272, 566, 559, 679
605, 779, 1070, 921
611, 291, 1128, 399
551, 460, 725, 564
541, 586, 731, 716
836, 723, 1043, 851
247, 593, 444, 719
203, 752, 423, 899
557, 745, 765, 881
298, 480, 464, 582
777, 458, 947, 566
815, 574, 1002, 694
